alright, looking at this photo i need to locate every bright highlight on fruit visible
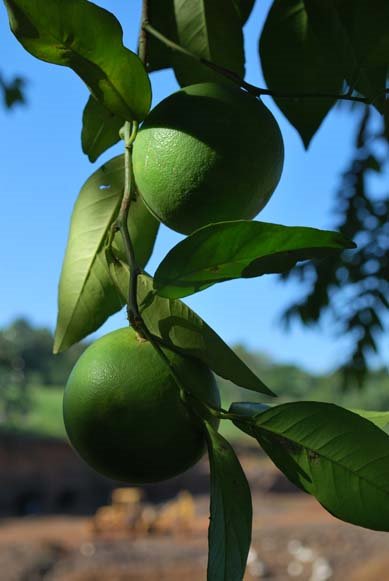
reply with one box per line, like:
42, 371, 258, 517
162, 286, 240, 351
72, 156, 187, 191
133, 82, 284, 234
63, 328, 220, 483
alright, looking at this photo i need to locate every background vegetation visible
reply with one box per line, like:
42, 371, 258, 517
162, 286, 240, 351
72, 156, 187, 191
1, 319, 387, 440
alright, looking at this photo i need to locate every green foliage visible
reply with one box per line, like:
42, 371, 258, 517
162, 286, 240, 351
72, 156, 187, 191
4, 0, 151, 121
351, 409, 389, 432
282, 107, 388, 388
4, 0, 389, 577
147, 0, 177, 72
1, 319, 85, 386
81, 97, 123, 163
54, 156, 159, 353
304, 0, 388, 112
154, 221, 355, 298
232, 401, 389, 531
170, 0, 245, 86
260, 0, 343, 147
205, 422, 252, 581
1, 336, 387, 440
1, 385, 65, 438
0, 319, 85, 424
147, 0, 255, 78
109, 268, 274, 396
0, 71, 26, 109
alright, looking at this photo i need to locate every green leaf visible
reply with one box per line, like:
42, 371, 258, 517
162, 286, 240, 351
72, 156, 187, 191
304, 0, 388, 111
147, 0, 252, 75
81, 96, 123, 163
154, 221, 355, 299
108, 267, 274, 396
171, 0, 245, 86
234, 401, 389, 531
351, 409, 389, 432
148, 0, 178, 72
260, 0, 344, 147
4, 0, 151, 121
205, 422, 252, 581
54, 156, 159, 353
233, 0, 256, 24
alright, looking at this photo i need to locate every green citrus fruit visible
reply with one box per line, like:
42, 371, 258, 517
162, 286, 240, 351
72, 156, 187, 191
132, 82, 284, 234
63, 327, 220, 483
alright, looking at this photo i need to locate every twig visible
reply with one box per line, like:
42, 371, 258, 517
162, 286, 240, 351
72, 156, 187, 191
143, 22, 389, 106
138, 0, 149, 66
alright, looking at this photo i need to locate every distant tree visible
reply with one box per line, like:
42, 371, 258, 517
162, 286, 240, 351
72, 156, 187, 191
0, 70, 26, 109
0, 318, 86, 386
0, 318, 87, 422
282, 107, 388, 388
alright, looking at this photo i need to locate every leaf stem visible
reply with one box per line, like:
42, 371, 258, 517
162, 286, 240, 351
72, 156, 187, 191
143, 22, 388, 105
116, 121, 144, 332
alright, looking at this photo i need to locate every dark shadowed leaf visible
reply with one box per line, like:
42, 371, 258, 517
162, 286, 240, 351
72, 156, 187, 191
54, 156, 159, 353
260, 0, 343, 147
154, 221, 355, 299
4, 0, 151, 121
81, 96, 123, 162
233, 0, 256, 24
171, 0, 245, 86
205, 422, 252, 581
233, 401, 389, 531
304, 0, 388, 112
148, 0, 178, 72
108, 266, 274, 396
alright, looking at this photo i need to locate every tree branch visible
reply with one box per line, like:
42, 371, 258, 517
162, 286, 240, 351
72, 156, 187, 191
138, 0, 149, 67
143, 22, 389, 106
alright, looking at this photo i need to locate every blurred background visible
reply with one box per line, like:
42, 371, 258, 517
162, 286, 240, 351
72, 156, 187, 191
1, 0, 388, 579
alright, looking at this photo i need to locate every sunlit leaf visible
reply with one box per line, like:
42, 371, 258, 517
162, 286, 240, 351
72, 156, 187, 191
171, 0, 245, 86
205, 422, 252, 581
147, 0, 252, 75
260, 0, 343, 147
351, 409, 389, 432
108, 266, 274, 396
81, 96, 123, 162
4, 0, 151, 120
154, 221, 355, 299
54, 156, 158, 353
233, 401, 389, 531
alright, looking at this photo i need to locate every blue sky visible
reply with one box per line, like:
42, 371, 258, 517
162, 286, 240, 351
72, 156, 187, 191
1, 0, 387, 374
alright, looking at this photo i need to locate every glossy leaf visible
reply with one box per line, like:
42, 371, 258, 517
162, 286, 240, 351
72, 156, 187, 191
234, 401, 389, 531
4, 0, 151, 121
108, 266, 274, 396
54, 156, 159, 353
304, 0, 388, 112
260, 0, 343, 147
171, 0, 245, 86
81, 96, 123, 163
205, 422, 252, 581
147, 0, 253, 74
154, 221, 355, 299
351, 409, 389, 432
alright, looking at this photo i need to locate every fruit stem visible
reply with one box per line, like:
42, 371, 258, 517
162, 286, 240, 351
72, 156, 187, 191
142, 22, 387, 105
116, 121, 145, 334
